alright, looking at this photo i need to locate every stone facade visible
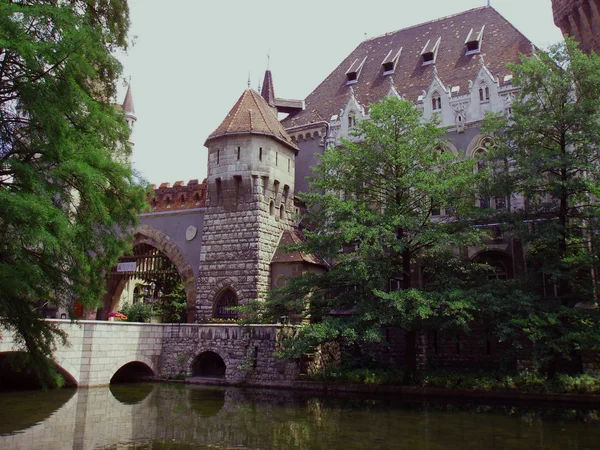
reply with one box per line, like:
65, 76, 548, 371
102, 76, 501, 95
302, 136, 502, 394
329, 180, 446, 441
552, 0, 600, 54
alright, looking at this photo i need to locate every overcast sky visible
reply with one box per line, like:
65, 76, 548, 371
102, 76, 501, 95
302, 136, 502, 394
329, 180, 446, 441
117, 0, 563, 186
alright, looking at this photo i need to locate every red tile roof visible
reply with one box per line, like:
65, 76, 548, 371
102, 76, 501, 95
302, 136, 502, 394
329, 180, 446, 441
271, 230, 327, 267
282, 6, 533, 129
206, 89, 298, 152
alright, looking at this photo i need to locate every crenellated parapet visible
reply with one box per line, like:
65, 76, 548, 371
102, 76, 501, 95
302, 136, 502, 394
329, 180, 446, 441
147, 179, 207, 212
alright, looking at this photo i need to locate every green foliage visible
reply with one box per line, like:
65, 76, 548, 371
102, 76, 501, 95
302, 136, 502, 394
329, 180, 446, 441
154, 280, 187, 323
309, 365, 600, 394
0, 0, 146, 386
120, 302, 151, 323
481, 38, 600, 372
265, 97, 483, 380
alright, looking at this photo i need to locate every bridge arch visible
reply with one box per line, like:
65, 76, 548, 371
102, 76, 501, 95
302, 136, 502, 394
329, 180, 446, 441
0, 351, 77, 390
108, 355, 156, 384
191, 349, 230, 379
101, 224, 197, 322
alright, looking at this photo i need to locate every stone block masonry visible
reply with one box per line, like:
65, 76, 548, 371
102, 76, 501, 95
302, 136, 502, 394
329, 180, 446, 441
0, 321, 299, 387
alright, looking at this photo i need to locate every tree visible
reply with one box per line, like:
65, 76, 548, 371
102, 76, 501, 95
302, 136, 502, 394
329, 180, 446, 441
481, 38, 600, 374
0, 0, 146, 387
261, 97, 482, 381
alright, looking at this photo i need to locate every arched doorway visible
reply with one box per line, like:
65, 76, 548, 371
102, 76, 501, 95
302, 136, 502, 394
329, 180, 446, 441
99, 225, 197, 322
213, 288, 238, 319
192, 351, 226, 378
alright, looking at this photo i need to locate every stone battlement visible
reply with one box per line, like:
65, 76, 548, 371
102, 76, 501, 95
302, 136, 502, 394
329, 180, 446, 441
147, 179, 207, 212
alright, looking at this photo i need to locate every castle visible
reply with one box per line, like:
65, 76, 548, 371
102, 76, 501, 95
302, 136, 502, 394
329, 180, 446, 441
99, 5, 573, 329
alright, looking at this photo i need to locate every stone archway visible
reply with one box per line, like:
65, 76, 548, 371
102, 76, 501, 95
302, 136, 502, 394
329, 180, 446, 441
191, 351, 226, 378
100, 224, 197, 321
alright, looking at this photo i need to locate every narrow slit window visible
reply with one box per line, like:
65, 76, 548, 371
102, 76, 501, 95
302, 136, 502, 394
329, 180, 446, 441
237, 146, 241, 160
259, 147, 263, 161
216, 149, 220, 165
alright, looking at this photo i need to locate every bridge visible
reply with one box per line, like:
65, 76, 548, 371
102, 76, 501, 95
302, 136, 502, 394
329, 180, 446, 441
0, 320, 298, 387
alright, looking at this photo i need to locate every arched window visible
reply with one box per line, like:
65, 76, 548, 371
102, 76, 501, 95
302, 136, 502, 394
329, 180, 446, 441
269, 200, 275, 216
479, 83, 490, 102
194, 193, 201, 206
431, 92, 441, 111
180, 195, 185, 207
280, 204, 285, 220
348, 112, 356, 129
166, 197, 171, 208
214, 288, 238, 319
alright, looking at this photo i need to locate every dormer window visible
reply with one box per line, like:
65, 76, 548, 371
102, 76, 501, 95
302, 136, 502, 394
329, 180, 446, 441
381, 48, 402, 75
431, 92, 442, 111
421, 37, 441, 65
345, 56, 366, 84
465, 26, 485, 55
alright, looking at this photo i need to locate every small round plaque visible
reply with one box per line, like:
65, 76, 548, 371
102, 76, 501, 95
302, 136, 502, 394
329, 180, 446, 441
185, 225, 197, 241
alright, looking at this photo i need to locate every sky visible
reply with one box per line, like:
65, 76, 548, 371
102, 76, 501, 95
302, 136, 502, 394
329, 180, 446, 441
117, 0, 564, 186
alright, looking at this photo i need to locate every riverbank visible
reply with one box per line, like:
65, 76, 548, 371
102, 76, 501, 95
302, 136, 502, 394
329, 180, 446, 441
146, 376, 600, 408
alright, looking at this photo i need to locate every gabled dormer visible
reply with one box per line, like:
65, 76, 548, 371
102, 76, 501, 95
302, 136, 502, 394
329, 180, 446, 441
381, 48, 402, 75
345, 56, 367, 84
465, 25, 485, 55
421, 37, 441, 65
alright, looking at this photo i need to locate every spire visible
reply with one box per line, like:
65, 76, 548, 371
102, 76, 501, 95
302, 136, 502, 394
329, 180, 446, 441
122, 84, 135, 116
261, 70, 275, 106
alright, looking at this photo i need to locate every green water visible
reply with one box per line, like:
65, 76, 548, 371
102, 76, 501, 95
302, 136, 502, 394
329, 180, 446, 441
1, 383, 599, 449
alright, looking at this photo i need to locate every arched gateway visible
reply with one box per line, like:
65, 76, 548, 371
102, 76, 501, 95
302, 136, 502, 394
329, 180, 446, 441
100, 225, 197, 322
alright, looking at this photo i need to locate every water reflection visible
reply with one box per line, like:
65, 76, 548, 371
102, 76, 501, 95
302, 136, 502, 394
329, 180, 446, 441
0, 384, 599, 449
110, 382, 155, 405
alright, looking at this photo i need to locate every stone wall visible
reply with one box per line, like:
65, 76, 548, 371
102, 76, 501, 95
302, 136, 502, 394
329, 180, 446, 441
161, 324, 299, 385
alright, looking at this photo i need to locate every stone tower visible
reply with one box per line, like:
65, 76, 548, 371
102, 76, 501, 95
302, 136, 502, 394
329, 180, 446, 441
195, 89, 298, 321
552, 0, 600, 54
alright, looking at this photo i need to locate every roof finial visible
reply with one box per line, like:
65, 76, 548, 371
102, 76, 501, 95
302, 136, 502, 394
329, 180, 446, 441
267, 51, 270, 70
487, 0, 490, 6
247, 72, 251, 89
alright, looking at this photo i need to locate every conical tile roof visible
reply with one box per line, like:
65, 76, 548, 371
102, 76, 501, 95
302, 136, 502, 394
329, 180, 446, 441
122, 85, 135, 115
206, 89, 297, 152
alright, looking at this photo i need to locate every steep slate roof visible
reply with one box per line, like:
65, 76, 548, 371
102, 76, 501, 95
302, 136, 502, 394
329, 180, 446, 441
122, 84, 135, 115
206, 89, 298, 152
282, 6, 533, 129
271, 230, 327, 267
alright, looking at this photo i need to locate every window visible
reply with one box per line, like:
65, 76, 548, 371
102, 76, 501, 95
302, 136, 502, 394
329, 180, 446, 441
288, 158, 290, 173
381, 48, 402, 75
259, 147, 263, 161
276, 152, 278, 166
388, 278, 402, 291
348, 112, 356, 128
431, 92, 441, 111
194, 193, 201, 206
495, 196, 506, 211
421, 37, 441, 65
180, 194, 185, 207
269, 200, 275, 216
280, 204, 285, 220
166, 196, 171, 208
465, 26, 484, 55
214, 288, 238, 319
479, 84, 490, 102
216, 149, 220, 165
215, 178, 222, 203
345, 56, 366, 84
237, 146, 241, 160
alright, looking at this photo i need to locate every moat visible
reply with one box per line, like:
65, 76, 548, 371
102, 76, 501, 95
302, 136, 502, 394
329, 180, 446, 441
1, 383, 600, 449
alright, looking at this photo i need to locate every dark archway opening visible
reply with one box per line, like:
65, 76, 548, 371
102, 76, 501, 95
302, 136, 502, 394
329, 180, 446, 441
0, 352, 77, 391
110, 361, 155, 384
192, 351, 226, 378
